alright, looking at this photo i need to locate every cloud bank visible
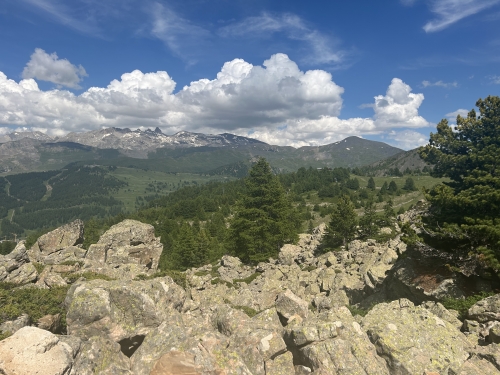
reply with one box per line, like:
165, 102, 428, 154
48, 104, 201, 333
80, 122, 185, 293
0, 53, 429, 149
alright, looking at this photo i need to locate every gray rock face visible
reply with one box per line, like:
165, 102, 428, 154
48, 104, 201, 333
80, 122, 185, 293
85, 219, 163, 277
0, 326, 79, 375
70, 336, 131, 375
285, 307, 389, 374
0, 241, 37, 284
65, 276, 185, 342
0, 314, 30, 336
468, 293, 500, 323
362, 299, 472, 375
30, 220, 84, 261
275, 289, 309, 322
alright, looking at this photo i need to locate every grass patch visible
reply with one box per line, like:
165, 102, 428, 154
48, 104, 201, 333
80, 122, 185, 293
134, 270, 187, 289
59, 260, 82, 266
66, 272, 114, 284
347, 305, 370, 317
233, 272, 260, 285
0, 283, 69, 330
223, 298, 259, 317
301, 265, 317, 272
442, 292, 495, 320
32, 262, 45, 275
194, 270, 210, 277
211, 277, 234, 288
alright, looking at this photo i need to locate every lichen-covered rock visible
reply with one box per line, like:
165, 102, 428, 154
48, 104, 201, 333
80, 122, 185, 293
0, 326, 78, 375
85, 220, 162, 274
275, 289, 309, 322
362, 298, 472, 375
43, 246, 86, 265
422, 300, 462, 330
0, 314, 30, 336
37, 313, 62, 334
468, 293, 500, 323
0, 241, 37, 284
131, 313, 253, 375
70, 336, 131, 375
36, 269, 68, 289
286, 307, 389, 374
29, 220, 84, 260
65, 276, 185, 342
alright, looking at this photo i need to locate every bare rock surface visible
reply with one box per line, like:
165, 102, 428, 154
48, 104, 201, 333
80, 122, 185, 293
0, 241, 37, 284
362, 299, 472, 375
84, 219, 163, 278
29, 219, 84, 261
0, 326, 79, 375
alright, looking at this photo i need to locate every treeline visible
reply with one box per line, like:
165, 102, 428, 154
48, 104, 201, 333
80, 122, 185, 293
0, 178, 19, 219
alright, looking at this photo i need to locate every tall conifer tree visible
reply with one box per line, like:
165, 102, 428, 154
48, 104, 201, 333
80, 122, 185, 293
229, 158, 300, 263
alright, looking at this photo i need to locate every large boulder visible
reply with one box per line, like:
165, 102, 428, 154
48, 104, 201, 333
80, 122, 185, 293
362, 298, 472, 375
70, 336, 131, 375
0, 241, 37, 284
29, 220, 84, 261
284, 307, 389, 374
468, 293, 500, 323
65, 276, 185, 343
85, 220, 163, 275
0, 326, 80, 375
130, 310, 254, 375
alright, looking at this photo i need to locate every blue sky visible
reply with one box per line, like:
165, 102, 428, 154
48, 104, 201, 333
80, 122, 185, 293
0, 0, 499, 149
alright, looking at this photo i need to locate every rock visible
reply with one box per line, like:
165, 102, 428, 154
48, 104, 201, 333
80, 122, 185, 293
37, 313, 63, 334
0, 241, 37, 284
0, 326, 77, 375
43, 246, 86, 265
65, 276, 185, 342
85, 219, 163, 275
30, 220, 84, 260
278, 244, 302, 266
275, 289, 309, 322
362, 298, 472, 375
70, 336, 131, 375
264, 352, 295, 375
468, 293, 500, 323
36, 269, 68, 289
422, 300, 462, 330
0, 314, 30, 336
457, 355, 500, 374
131, 315, 253, 375
285, 307, 389, 374
488, 322, 500, 344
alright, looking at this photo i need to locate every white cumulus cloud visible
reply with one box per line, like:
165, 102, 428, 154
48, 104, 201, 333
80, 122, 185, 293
386, 130, 429, 150
22, 48, 88, 89
0, 54, 429, 148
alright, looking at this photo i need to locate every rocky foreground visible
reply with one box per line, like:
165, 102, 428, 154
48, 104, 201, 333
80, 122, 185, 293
1, 212, 500, 374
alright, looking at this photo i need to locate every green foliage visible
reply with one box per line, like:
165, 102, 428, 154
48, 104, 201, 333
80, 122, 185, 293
419, 96, 500, 269
367, 177, 376, 190
229, 158, 301, 263
0, 284, 69, 329
359, 200, 379, 238
442, 292, 495, 320
325, 195, 358, 248
0, 241, 16, 255
233, 272, 260, 284
65, 272, 114, 284
32, 262, 45, 275
403, 177, 417, 191
347, 305, 370, 317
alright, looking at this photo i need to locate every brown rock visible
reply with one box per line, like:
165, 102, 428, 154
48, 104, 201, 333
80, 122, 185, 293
150, 351, 201, 375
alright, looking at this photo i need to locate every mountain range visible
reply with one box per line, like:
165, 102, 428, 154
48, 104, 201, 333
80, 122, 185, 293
0, 127, 406, 175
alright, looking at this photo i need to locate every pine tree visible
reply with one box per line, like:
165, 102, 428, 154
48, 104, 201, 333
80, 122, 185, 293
325, 195, 358, 248
367, 177, 376, 190
360, 200, 378, 238
419, 96, 500, 269
403, 177, 416, 191
229, 158, 300, 263
388, 181, 398, 194
382, 199, 395, 226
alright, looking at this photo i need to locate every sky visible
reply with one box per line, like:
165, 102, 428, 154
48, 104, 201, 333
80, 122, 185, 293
0, 0, 499, 150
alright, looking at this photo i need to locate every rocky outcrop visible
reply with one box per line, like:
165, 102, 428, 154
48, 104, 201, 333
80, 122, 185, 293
64, 276, 185, 342
84, 219, 163, 279
0, 314, 30, 336
0, 241, 37, 284
29, 220, 84, 262
0, 326, 80, 375
362, 299, 472, 374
